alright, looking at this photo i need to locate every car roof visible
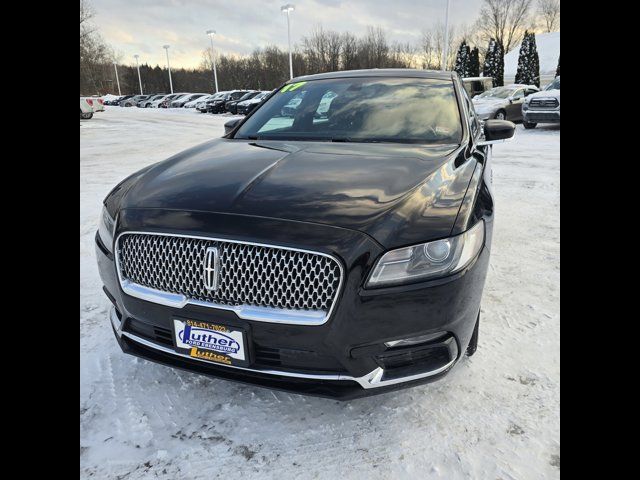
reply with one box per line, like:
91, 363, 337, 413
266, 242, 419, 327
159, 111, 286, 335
291, 68, 455, 82
462, 76, 492, 82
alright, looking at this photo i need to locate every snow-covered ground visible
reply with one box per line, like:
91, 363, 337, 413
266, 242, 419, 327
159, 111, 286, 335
80, 107, 560, 479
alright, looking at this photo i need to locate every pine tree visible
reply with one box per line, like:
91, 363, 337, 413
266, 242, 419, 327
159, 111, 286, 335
454, 41, 471, 78
555, 56, 560, 77
515, 31, 530, 85
483, 38, 497, 86
515, 32, 540, 87
469, 47, 480, 77
529, 32, 540, 87
495, 40, 504, 86
483, 38, 504, 87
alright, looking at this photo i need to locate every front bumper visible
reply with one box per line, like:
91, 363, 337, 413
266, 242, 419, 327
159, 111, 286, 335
96, 210, 491, 399
523, 109, 560, 123
109, 306, 458, 399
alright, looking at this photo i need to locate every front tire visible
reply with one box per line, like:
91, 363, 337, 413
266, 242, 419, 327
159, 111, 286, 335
523, 121, 537, 129
81, 111, 93, 119
494, 110, 506, 120
466, 313, 479, 356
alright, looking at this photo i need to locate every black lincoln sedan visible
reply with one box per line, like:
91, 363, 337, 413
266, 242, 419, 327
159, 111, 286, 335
96, 69, 514, 399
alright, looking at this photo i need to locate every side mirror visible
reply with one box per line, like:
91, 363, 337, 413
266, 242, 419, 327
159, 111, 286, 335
478, 119, 515, 146
224, 118, 242, 135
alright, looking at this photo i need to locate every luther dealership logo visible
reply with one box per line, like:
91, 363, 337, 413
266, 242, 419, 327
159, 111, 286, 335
203, 246, 220, 291
178, 325, 241, 355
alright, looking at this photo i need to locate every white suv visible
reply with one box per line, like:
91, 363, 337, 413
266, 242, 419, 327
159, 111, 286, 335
522, 76, 560, 129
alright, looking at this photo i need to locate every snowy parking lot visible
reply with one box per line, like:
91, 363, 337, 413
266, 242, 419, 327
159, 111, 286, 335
80, 107, 560, 479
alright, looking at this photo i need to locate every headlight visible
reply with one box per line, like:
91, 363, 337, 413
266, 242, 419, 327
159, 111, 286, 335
98, 206, 116, 253
367, 220, 485, 287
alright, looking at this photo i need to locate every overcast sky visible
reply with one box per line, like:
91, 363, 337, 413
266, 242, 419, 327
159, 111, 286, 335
92, 0, 483, 69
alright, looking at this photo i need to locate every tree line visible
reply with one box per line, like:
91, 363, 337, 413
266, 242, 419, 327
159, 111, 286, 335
80, 0, 559, 96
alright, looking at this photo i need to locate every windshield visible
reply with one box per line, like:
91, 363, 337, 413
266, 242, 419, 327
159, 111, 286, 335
477, 87, 516, 99
545, 77, 560, 90
234, 77, 462, 144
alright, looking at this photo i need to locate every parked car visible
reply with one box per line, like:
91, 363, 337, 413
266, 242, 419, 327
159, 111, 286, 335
236, 91, 272, 115
139, 94, 166, 108
207, 90, 251, 113
225, 91, 259, 114
150, 94, 179, 108
159, 93, 189, 108
96, 69, 515, 399
185, 94, 215, 108
80, 98, 94, 119
462, 77, 494, 98
171, 93, 208, 108
168, 93, 195, 108
102, 95, 124, 106
191, 93, 218, 109
111, 94, 134, 106
472, 84, 539, 121
522, 76, 560, 129
197, 92, 228, 112
121, 95, 150, 107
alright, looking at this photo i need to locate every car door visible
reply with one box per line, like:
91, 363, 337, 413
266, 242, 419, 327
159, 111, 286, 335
506, 89, 525, 121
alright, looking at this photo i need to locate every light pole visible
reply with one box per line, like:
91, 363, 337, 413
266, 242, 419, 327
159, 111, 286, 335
163, 45, 173, 93
206, 30, 219, 93
281, 4, 295, 79
134, 54, 143, 94
442, 0, 450, 71
113, 61, 121, 95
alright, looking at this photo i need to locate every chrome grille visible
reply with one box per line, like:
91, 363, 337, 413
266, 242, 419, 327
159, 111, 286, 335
529, 98, 559, 109
117, 233, 342, 315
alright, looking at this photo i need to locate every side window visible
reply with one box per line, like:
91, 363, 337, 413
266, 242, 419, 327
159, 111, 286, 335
512, 89, 524, 100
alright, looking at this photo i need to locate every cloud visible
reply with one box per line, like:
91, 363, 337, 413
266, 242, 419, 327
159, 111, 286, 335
92, 0, 482, 68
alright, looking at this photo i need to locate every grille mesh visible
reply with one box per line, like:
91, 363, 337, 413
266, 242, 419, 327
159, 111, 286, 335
529, 98, 559, 108
117, 233, 342, 313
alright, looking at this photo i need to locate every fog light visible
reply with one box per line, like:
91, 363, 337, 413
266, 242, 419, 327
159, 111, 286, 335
384, 331, 448, 348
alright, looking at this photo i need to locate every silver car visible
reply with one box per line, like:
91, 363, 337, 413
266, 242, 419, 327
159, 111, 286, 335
472, 84, 539, 122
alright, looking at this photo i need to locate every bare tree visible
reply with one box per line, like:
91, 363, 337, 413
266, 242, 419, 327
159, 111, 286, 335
80, 0, 94, 38
421, 22, 458, 70
302, 26, 342, 74
80, 0, 118, 94
341, 32, 359, 70
476, 0, 534, 53
537, 0, 560, 32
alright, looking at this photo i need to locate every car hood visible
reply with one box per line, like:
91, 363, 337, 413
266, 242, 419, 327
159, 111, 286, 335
472, 98, 505, 108
527, 89, 560, 100
118, 139, 476, 247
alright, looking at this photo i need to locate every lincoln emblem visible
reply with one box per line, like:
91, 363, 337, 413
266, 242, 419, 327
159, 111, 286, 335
203, 246, 220, 291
